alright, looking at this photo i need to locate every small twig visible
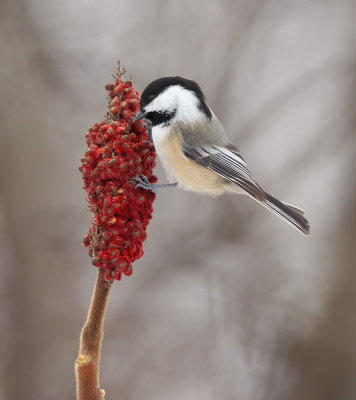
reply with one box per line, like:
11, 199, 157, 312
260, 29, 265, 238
116, 60, 126, 77
75, 268, 112, 400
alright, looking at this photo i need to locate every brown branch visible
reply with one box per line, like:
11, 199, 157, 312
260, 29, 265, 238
75, 268, 112, 400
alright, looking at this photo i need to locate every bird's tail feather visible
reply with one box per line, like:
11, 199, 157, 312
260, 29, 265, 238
260, 193, 310, 236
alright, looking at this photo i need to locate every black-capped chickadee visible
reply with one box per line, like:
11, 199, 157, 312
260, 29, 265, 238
133, 77, 310, 236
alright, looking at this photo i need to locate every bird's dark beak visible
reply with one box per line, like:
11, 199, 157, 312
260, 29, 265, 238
133, 110, 147, 122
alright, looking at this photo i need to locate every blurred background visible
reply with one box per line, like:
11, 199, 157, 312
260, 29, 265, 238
1, 0, 356, 399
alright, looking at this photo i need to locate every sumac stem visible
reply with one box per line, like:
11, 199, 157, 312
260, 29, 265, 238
75, 268, 112, 400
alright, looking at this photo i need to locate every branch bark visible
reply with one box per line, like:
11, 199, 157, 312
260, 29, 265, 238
76, 268, 112, 400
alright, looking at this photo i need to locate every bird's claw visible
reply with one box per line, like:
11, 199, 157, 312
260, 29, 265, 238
130, 174, 157, 194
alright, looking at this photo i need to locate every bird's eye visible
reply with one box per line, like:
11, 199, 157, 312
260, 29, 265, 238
147, 95, 155, 101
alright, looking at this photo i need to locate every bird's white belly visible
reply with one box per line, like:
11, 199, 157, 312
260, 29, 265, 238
152, 125, 227, 194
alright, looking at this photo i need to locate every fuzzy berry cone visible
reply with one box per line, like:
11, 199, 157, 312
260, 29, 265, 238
80, 67, 157, 281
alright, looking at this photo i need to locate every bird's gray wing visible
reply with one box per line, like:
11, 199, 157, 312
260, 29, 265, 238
182, 142, 266, 200
182, 140, 310, 235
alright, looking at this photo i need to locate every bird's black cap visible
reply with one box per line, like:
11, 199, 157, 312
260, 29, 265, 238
140, 76, 212, 119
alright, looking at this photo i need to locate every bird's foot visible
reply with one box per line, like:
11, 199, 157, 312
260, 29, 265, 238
131, 174, 177, 194
131, 174, 158, 194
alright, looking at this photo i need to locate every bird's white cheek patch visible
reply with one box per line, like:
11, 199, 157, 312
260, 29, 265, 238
145, 87, 177, 114
145, 85, 204, 124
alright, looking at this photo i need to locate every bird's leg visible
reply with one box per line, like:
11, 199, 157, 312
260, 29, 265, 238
131, 174, 178, 194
